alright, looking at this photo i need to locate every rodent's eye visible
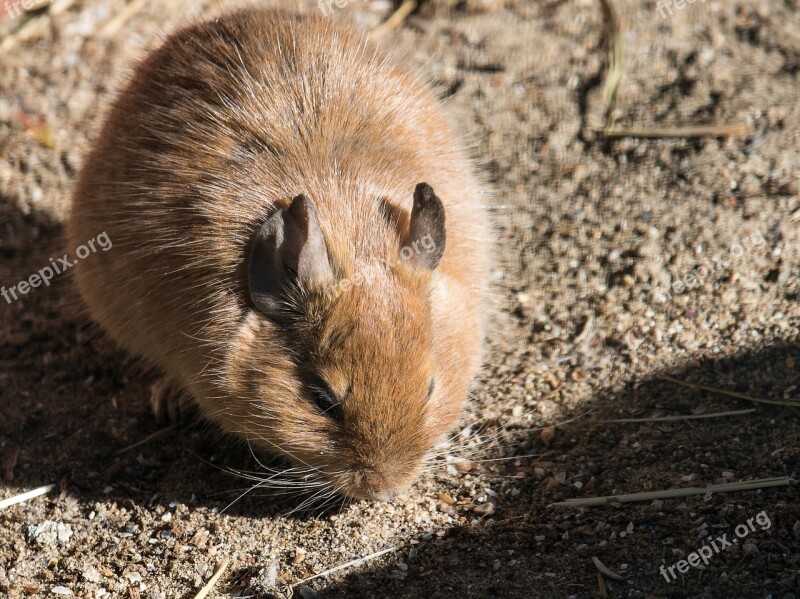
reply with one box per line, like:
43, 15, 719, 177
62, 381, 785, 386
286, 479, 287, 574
425, 379, 435, 403
310, 383, 342, 419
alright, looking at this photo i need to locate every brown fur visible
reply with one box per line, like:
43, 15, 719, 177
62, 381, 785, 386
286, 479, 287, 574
68, 8, 490, 500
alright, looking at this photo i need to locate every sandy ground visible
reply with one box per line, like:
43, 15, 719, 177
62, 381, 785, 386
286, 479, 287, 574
1, 0, 799, 597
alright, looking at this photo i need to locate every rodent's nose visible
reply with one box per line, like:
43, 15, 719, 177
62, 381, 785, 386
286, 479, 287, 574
348, 468, 404, 502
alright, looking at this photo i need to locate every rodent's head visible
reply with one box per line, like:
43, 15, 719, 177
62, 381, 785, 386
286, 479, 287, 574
235, 183, 458, 501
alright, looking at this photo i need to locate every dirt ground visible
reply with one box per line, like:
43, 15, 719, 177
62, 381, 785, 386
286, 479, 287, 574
1, 0, 799, 597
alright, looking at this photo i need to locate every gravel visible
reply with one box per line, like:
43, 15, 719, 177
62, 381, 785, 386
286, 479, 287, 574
1, 0, 799, 597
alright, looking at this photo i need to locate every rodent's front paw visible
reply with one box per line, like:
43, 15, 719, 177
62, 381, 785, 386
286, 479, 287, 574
149, 377, 187, 424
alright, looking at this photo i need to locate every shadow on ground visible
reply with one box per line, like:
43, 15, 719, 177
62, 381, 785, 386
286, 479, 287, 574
312, 347, 800, 598
1, 206, 798, 599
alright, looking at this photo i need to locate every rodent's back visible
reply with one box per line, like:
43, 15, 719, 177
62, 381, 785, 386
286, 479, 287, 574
69, 10, 489, 486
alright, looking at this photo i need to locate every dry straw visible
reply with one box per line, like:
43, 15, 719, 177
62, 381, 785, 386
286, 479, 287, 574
658, 375, 800, 408
0, 484, 55, 510
594, 0, 751, 139
550, 476, 790, 507
193, 559, 230, 599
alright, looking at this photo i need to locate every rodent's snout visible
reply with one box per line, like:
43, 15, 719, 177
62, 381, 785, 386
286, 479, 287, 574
341, 466, 414, 502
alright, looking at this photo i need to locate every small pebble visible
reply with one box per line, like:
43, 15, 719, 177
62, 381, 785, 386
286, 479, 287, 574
450, 457, 472, 473
743, 540, 759, 556
543, 377, 559, 390
296, 586, 317, 599
82, 568, 101, 583
27, 521, 73, 547
51, 587, 72, 596
438, 492, 456, 505
570, 367, 588, 382
540, 426, 556, 446
192, 528, 209, 548
254, 560, 279, 589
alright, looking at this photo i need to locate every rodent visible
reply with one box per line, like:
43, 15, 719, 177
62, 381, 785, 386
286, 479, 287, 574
68, 9, 490, 501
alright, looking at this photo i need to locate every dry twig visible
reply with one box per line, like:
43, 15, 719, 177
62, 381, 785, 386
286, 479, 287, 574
597, 0, 622, 129
658, 375, 800, 408
592, 556, 626, 581
603, 123, 751, 138
602, 408, 756, 423
293, 546, 398, 587
550, 476, 790, 507
99, 0, 149, 38
0, 484, 55, 510
369, 0, 417, 40
593, 0, 749, 139
116, 424, 178, 454
193, 559, 229, 599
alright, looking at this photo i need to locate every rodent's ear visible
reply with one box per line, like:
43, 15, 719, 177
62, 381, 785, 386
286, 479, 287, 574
248, 194, 333, 315
400, 182, 446, 270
